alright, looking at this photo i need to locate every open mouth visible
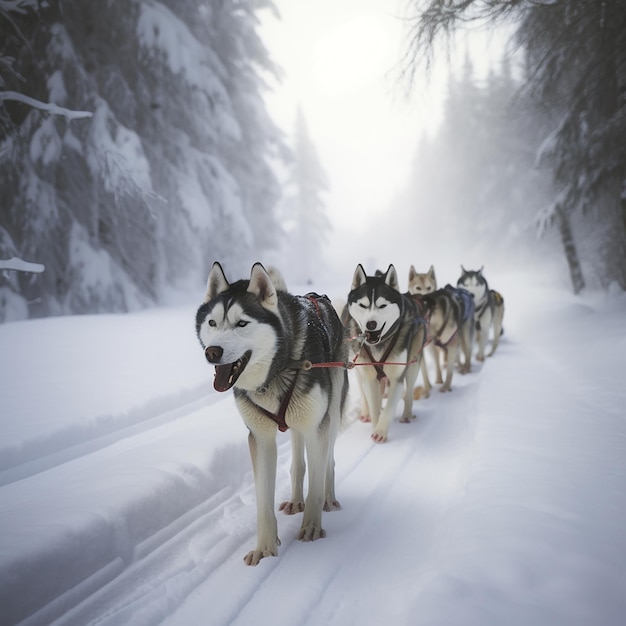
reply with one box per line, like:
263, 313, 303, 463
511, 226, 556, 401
365, 325, 385, 345
213, 350, 251, 392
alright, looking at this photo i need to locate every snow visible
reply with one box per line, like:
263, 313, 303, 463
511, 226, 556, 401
0, 271, 625, 625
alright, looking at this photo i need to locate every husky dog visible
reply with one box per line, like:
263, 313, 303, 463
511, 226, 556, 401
346, 264, 426, 443
408, 269, 475, 394
196, 262, 349, 566
457, 266, 505, 360
407, 264, 437, 297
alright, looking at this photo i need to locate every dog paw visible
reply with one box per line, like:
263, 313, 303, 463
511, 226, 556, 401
371, 430, 388, 443
413, 386, 430, 400
359, 414, 372, 423
279, 501, 304, 515
399, 414, 415, 423
298, 524, 326, 542
243, 546, 278, 566
476, 354, 485, 362
323, 499, 342, 512
439, 385, 452, 393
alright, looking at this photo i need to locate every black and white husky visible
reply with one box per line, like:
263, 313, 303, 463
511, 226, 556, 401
457, 266, 505, 360
196, 262, 349, 566
346, 264, 426, 443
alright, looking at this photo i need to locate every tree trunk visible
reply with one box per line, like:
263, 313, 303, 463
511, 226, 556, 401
555, 204, 585, 294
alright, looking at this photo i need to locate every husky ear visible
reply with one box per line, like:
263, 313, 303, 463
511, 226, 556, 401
384, 264, 399, 291
248, 263, 278, 310
408, 265, 416, 281
460, 264, 467, 275
204, 261, 230, 302
478, 266, 484, 276
428, 264, 436, 283
352, 264, 367, 290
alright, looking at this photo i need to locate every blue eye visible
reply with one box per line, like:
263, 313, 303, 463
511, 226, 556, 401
208, 320, 217, 327
237, 320, 249, 328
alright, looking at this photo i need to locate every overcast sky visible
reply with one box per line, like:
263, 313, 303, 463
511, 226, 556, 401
259, 0, 507, 276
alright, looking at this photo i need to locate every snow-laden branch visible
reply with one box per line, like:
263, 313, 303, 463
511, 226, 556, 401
0, 91, 93, 121
0, 0, 38, 13
0, 256, 45, 273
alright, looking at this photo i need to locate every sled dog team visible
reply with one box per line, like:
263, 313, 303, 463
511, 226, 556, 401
196, 262, 504, 565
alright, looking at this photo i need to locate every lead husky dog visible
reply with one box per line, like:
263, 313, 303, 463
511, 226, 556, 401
457, 266, 505, 360
408, 266, 475, 394
196, 262, 349, 566
346, 264, 426, 443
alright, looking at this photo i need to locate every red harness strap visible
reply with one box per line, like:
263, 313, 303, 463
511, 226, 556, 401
252, 370, 301, 432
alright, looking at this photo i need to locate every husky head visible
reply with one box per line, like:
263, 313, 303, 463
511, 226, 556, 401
348, 264, 403, 345
457, 265, 488, 302
408, 265, 437, 296
196, 262, 281, 393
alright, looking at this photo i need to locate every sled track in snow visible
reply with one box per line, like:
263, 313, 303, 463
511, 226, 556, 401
0, 388, 220, 488
14, 367, 482, 626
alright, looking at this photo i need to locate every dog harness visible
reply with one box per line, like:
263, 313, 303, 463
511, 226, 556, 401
243, 293, 330, 432
250, 370, 301, 432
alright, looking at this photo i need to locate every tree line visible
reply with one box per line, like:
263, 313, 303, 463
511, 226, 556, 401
401, 0, 626, 293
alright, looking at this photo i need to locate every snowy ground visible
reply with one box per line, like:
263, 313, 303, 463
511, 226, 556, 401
1, 271, 625, 626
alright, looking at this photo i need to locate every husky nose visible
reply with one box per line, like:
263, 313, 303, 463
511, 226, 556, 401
366, 321, 377, 331
205, 345, 223, 363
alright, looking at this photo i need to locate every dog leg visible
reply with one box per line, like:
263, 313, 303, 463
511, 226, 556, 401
414, 351, 431, 400
361, 372, 382, 428
476, 310, 492, 361
458, 325, 472, 374
401, 360, 420, 422
244, 430, 279, 566
356, 370, 372, 422
431, 343, 444, 384
488, 309, 503, 357
372, 371, 404, 442
279, 430, 305, 515
324, 371, 344, 511
440, 339, 459, 392
299, 424, 331, 541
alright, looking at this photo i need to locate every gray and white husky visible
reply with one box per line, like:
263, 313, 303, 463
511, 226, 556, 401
456, 266, 505, 360
196, 262, 349, 565
346, 264, 426, 443
408, 266, 475, 394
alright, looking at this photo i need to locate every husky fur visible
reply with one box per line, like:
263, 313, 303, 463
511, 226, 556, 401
408, 266, 475, 394
456, 266, 505, 360
196, 262, 349, 565
346, 264, 426, 443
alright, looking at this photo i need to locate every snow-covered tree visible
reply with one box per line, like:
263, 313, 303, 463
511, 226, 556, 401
401, 0, 626, 292
0, 0, 286, 320
392, 54, 553, 268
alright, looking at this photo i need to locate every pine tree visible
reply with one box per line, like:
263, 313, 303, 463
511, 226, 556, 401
0, 0, 286, 319
281, 108, 330, 284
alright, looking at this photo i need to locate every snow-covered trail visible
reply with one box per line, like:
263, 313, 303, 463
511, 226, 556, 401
1, 274, 625, 626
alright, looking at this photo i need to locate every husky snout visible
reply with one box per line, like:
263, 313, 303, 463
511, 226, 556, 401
205, 345, 224, 363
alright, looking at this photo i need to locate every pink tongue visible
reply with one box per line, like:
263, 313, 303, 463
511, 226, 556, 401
214, 363, 235, 392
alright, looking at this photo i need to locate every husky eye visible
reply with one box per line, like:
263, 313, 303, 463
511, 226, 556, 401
237, 320, 249, 328
379, 304, 387, 309
359, 303, 367, 309
208, 319, 217, 327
